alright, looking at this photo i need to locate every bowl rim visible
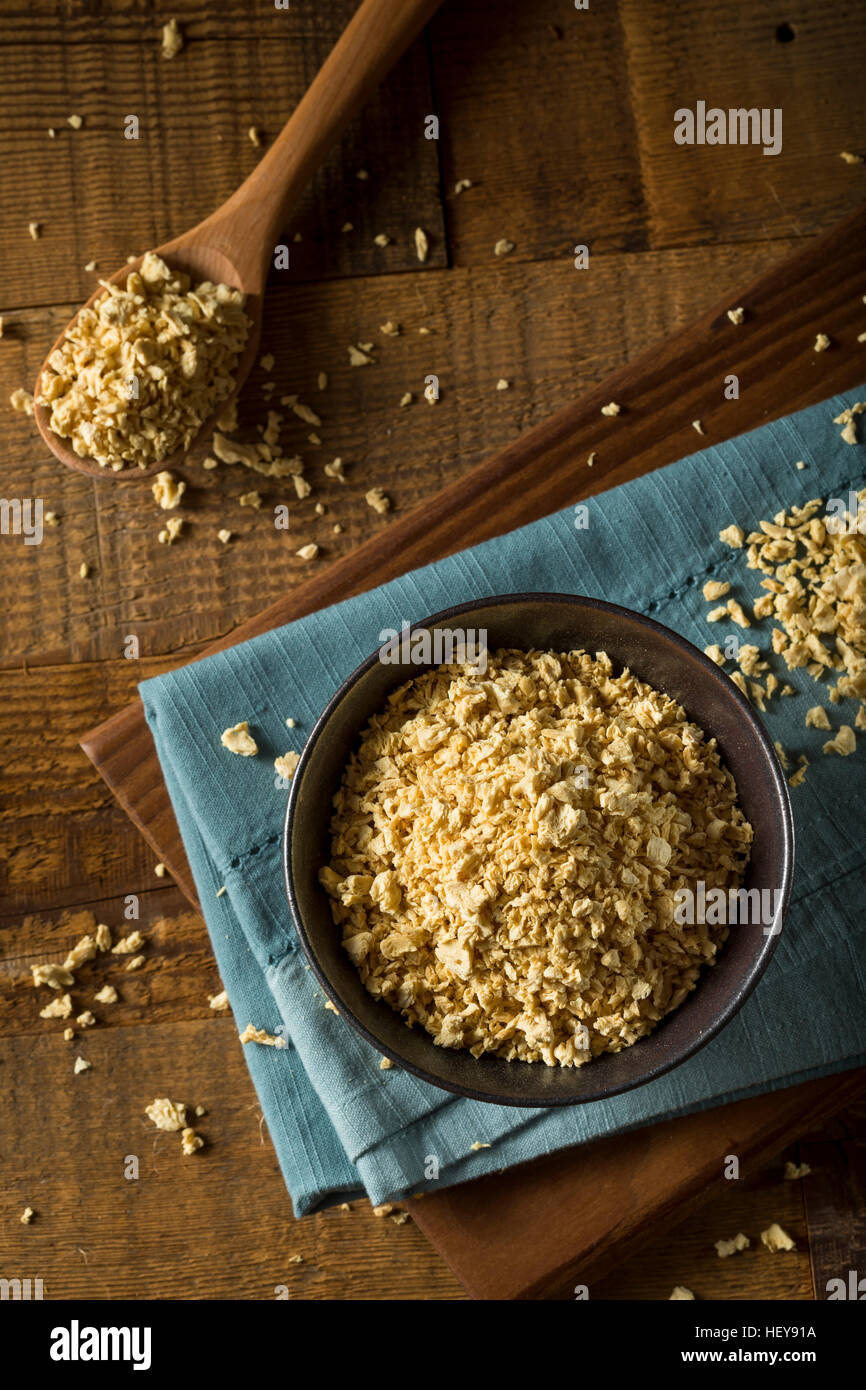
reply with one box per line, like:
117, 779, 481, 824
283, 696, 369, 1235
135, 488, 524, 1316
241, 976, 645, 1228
283, 591, 795, 1107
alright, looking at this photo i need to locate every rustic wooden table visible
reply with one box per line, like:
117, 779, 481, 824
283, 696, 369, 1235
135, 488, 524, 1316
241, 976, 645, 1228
1, 0, 864, 1301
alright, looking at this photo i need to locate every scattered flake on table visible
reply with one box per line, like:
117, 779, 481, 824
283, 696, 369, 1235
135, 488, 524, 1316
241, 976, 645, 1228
348, 343, 375, 366
161, 18, 184, 58
365, 487, 390, 514
784, 1160, 812, 1180
32, 963, 74, 990
40, 993, 73, 1020
111, 930, 144, 955
715, 1232, 750, 1257
760, 1222, 796, 1252
158, 517, 184, 545
145, 1098, 187, 1131
63, 934, 97, 970
181, 1128, 204, 1155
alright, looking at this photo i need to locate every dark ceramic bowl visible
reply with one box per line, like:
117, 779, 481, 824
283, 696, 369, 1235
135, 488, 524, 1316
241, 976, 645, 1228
283, 594, 794, 1107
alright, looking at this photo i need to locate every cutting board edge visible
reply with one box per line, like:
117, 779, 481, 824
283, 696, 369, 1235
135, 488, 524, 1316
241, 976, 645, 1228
408, 1066, 866, 1300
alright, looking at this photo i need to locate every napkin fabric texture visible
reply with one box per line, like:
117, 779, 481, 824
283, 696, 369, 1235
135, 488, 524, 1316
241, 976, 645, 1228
141, 389, 866, 1215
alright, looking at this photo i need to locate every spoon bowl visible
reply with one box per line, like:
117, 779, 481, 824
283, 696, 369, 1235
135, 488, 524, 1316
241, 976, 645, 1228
33, 241, 265, 480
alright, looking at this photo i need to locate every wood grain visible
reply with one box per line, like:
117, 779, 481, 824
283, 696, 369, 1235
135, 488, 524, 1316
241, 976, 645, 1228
33, 0, 449, 480
0, 896, 220, 1037
3, 0, 866, 1303
0, 888, 464, 1299
431, 0, 866, 264
0, 1018, 465, 1300
801, 1119, 866, 1300
0, 657, 180, 917
0, 1, 445, 311
591, 1143, 815, 1301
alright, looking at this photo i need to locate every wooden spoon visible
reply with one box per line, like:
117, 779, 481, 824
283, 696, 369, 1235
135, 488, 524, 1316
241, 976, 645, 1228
33, 0, 443, 480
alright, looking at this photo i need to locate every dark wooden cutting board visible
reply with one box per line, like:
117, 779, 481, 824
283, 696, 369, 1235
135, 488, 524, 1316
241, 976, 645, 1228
81, 206, 866, 1299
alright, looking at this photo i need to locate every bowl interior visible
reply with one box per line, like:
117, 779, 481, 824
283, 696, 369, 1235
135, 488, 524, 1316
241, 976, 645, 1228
284, 594, 793, 1107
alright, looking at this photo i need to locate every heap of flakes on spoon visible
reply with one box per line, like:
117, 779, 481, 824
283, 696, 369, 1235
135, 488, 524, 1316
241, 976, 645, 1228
37, 251, 250, 471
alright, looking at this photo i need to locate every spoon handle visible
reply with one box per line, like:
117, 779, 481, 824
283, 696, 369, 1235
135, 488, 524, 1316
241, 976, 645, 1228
206, 0, 444, 278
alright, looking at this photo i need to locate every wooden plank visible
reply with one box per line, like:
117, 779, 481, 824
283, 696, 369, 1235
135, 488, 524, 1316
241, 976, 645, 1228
0, 805, 164, 923
0, 1012, 465, 1301
0, 893, 221, 1037
7, 0, 863, 296
0, 886, 466, 1299
429, 0, 649, 262
81, 206, 866, 904
613, 0, 866, 251
0, 658, 180, 917
1, 239, 801, 668
430, 0, 866, 266
801, 1130, 866, 1301
3, 1, 280, 38
592, 1144, 814, 1301
0, 1, 443, 313
801, 1097, 866, 1144
407, 1070, 866, 1300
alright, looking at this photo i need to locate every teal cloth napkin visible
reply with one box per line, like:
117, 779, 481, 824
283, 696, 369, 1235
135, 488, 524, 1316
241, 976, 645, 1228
141, 389, 866, 1215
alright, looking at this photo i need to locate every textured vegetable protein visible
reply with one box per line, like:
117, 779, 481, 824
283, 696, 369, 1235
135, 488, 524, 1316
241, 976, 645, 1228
322, 648, 752, 1067
38, 251, 250, 470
